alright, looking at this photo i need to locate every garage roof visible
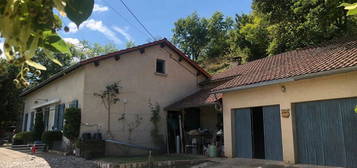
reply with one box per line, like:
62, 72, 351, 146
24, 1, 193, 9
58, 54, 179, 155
212, 39, 357, 92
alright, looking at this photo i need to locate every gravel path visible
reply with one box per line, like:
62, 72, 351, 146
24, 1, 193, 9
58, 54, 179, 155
0, 148, 97, 168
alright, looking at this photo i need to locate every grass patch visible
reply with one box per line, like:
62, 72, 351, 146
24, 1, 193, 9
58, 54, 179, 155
97, 154, 205, 164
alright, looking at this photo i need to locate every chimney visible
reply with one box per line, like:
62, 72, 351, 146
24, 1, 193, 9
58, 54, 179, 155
232, 56, 242, 65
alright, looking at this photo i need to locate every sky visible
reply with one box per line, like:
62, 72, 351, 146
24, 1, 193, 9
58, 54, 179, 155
0, 0, 252, 58
60, 0, 252, 49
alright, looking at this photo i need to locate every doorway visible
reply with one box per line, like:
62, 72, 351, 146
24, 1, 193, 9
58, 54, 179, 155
234, 105, 283, 161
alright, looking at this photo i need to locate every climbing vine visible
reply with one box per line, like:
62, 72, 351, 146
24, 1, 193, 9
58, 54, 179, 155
149, 99, 163, 147
127, 114, 143, 142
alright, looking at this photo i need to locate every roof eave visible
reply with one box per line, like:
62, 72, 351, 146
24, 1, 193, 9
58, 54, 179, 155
212, 65, 357, 94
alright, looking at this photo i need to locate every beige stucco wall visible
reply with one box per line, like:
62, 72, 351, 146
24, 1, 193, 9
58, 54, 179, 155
22, 68, 85, 131
81, 45, 206, 154
222, 70, 357, 163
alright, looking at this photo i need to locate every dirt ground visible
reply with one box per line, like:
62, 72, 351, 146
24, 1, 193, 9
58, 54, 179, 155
0, 148, 96, 168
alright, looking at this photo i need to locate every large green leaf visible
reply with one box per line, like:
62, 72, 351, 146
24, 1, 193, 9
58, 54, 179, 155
25, 60, 47, 70
65, 0, 94, 26
43, 31, 71, 56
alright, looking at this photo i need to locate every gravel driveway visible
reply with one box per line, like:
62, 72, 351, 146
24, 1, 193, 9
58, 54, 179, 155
0, 148, 97, 168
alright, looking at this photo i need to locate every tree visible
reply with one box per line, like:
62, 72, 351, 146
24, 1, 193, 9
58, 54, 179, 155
0, 60, 22, 131
126, 41, 136, 48
251, 0, 357, 56
28, 41, 117, 84
172, 12, 209, 61
172, 12, 233, 73
94, 82, 121, 138
63, 107, 81, 145
0, 0, 94, 86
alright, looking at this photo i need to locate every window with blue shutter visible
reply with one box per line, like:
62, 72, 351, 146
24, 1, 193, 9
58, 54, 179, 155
69, 100, 79, 108
23, 113, 28, 131
58, 104, 65, 130
29, 112, 34, 131
53, 105, 60, 130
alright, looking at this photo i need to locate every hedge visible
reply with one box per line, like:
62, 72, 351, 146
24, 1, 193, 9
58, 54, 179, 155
41, 131, 63, 149
13, 132, 33, 145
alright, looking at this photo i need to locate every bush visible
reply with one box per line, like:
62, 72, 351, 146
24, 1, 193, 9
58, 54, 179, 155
79, 139, 105, 159
63, 108, 81, 141
13, 132, 33, 145
33, 113, 44, 141
41, 131, 63, 149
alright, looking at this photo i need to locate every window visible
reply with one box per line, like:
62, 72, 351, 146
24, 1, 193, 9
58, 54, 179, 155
43, 107, 50, 131
29, 112, 35, 131
23, 113, 28, 131
156, 59, 165, 74
54, 104, 65, 130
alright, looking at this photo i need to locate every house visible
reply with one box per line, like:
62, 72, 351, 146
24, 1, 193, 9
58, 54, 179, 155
21, 37, 357, 167
206, 39, 357, 167
20, 39, 215, 155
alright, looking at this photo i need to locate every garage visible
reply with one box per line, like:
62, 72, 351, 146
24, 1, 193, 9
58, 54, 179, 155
234, 105, 283, 161
294, 97, 357, 167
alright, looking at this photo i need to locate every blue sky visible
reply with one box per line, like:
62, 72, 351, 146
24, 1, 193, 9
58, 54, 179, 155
60, 0, 252, 49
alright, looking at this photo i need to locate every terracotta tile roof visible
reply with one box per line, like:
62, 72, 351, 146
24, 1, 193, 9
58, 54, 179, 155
212, 39, 357, 92
165, 88, 222, 110
21, 38, 210, 96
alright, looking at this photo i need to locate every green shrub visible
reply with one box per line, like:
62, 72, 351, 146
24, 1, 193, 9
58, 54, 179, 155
41, 131, 62, 148
79, 140, 105, 159
13, 132, 33, 145
63, 108, 81, 141
33, 113, 44, 141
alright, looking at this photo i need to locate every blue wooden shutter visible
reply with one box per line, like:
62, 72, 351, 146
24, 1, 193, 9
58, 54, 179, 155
23, 113, 28, 131
54, 105, 60, 130
59, 104, 65, 130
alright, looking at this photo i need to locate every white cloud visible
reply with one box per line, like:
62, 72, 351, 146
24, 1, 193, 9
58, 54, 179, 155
112, 26, 133, 41
67, 22, 78, 33
93, 4, 109, 13
63, 38, 81, 47
80, 19, 122, 44
66, 19, 122, 44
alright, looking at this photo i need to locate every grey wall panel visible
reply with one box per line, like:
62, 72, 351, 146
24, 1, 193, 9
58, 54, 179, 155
295, 98, 357, 167
234, 108, 253, 158
263, 105, 283, 161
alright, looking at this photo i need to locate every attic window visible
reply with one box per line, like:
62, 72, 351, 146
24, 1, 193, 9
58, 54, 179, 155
156, 59, 165, 74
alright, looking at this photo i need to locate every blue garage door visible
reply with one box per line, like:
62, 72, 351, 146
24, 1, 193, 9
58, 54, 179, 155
234, 106, 283, 160
294, 98, 357, 167
234, 108, 253, 158
263, 106, 283, 161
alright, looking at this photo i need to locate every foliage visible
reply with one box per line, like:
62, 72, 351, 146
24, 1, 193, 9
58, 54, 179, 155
0, 0, 94, 86
172, 1, 357, 74
0, 60, 22, 129
149, 100, 162, 147
73, 41, 118, 60
41, 130, 62, 148
340, 2, 357, 16
78, 139, 105, 160
172, 12, 233, 62
63, 107, 81, 141
27, 41, 117, 84
94, 81, 121, 137
33, 112, 44, 141
127, 114, 143, 142
13, 131, 33, 145
126, 41, 136, 48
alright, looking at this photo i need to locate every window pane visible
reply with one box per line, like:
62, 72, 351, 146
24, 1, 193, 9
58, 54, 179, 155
156, 59, 165, 73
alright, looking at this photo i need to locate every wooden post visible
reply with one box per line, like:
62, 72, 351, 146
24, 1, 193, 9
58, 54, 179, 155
178, 114, 184, 153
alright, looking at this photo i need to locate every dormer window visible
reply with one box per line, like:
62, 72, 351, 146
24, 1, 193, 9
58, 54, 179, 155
156, 59, 166, 74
